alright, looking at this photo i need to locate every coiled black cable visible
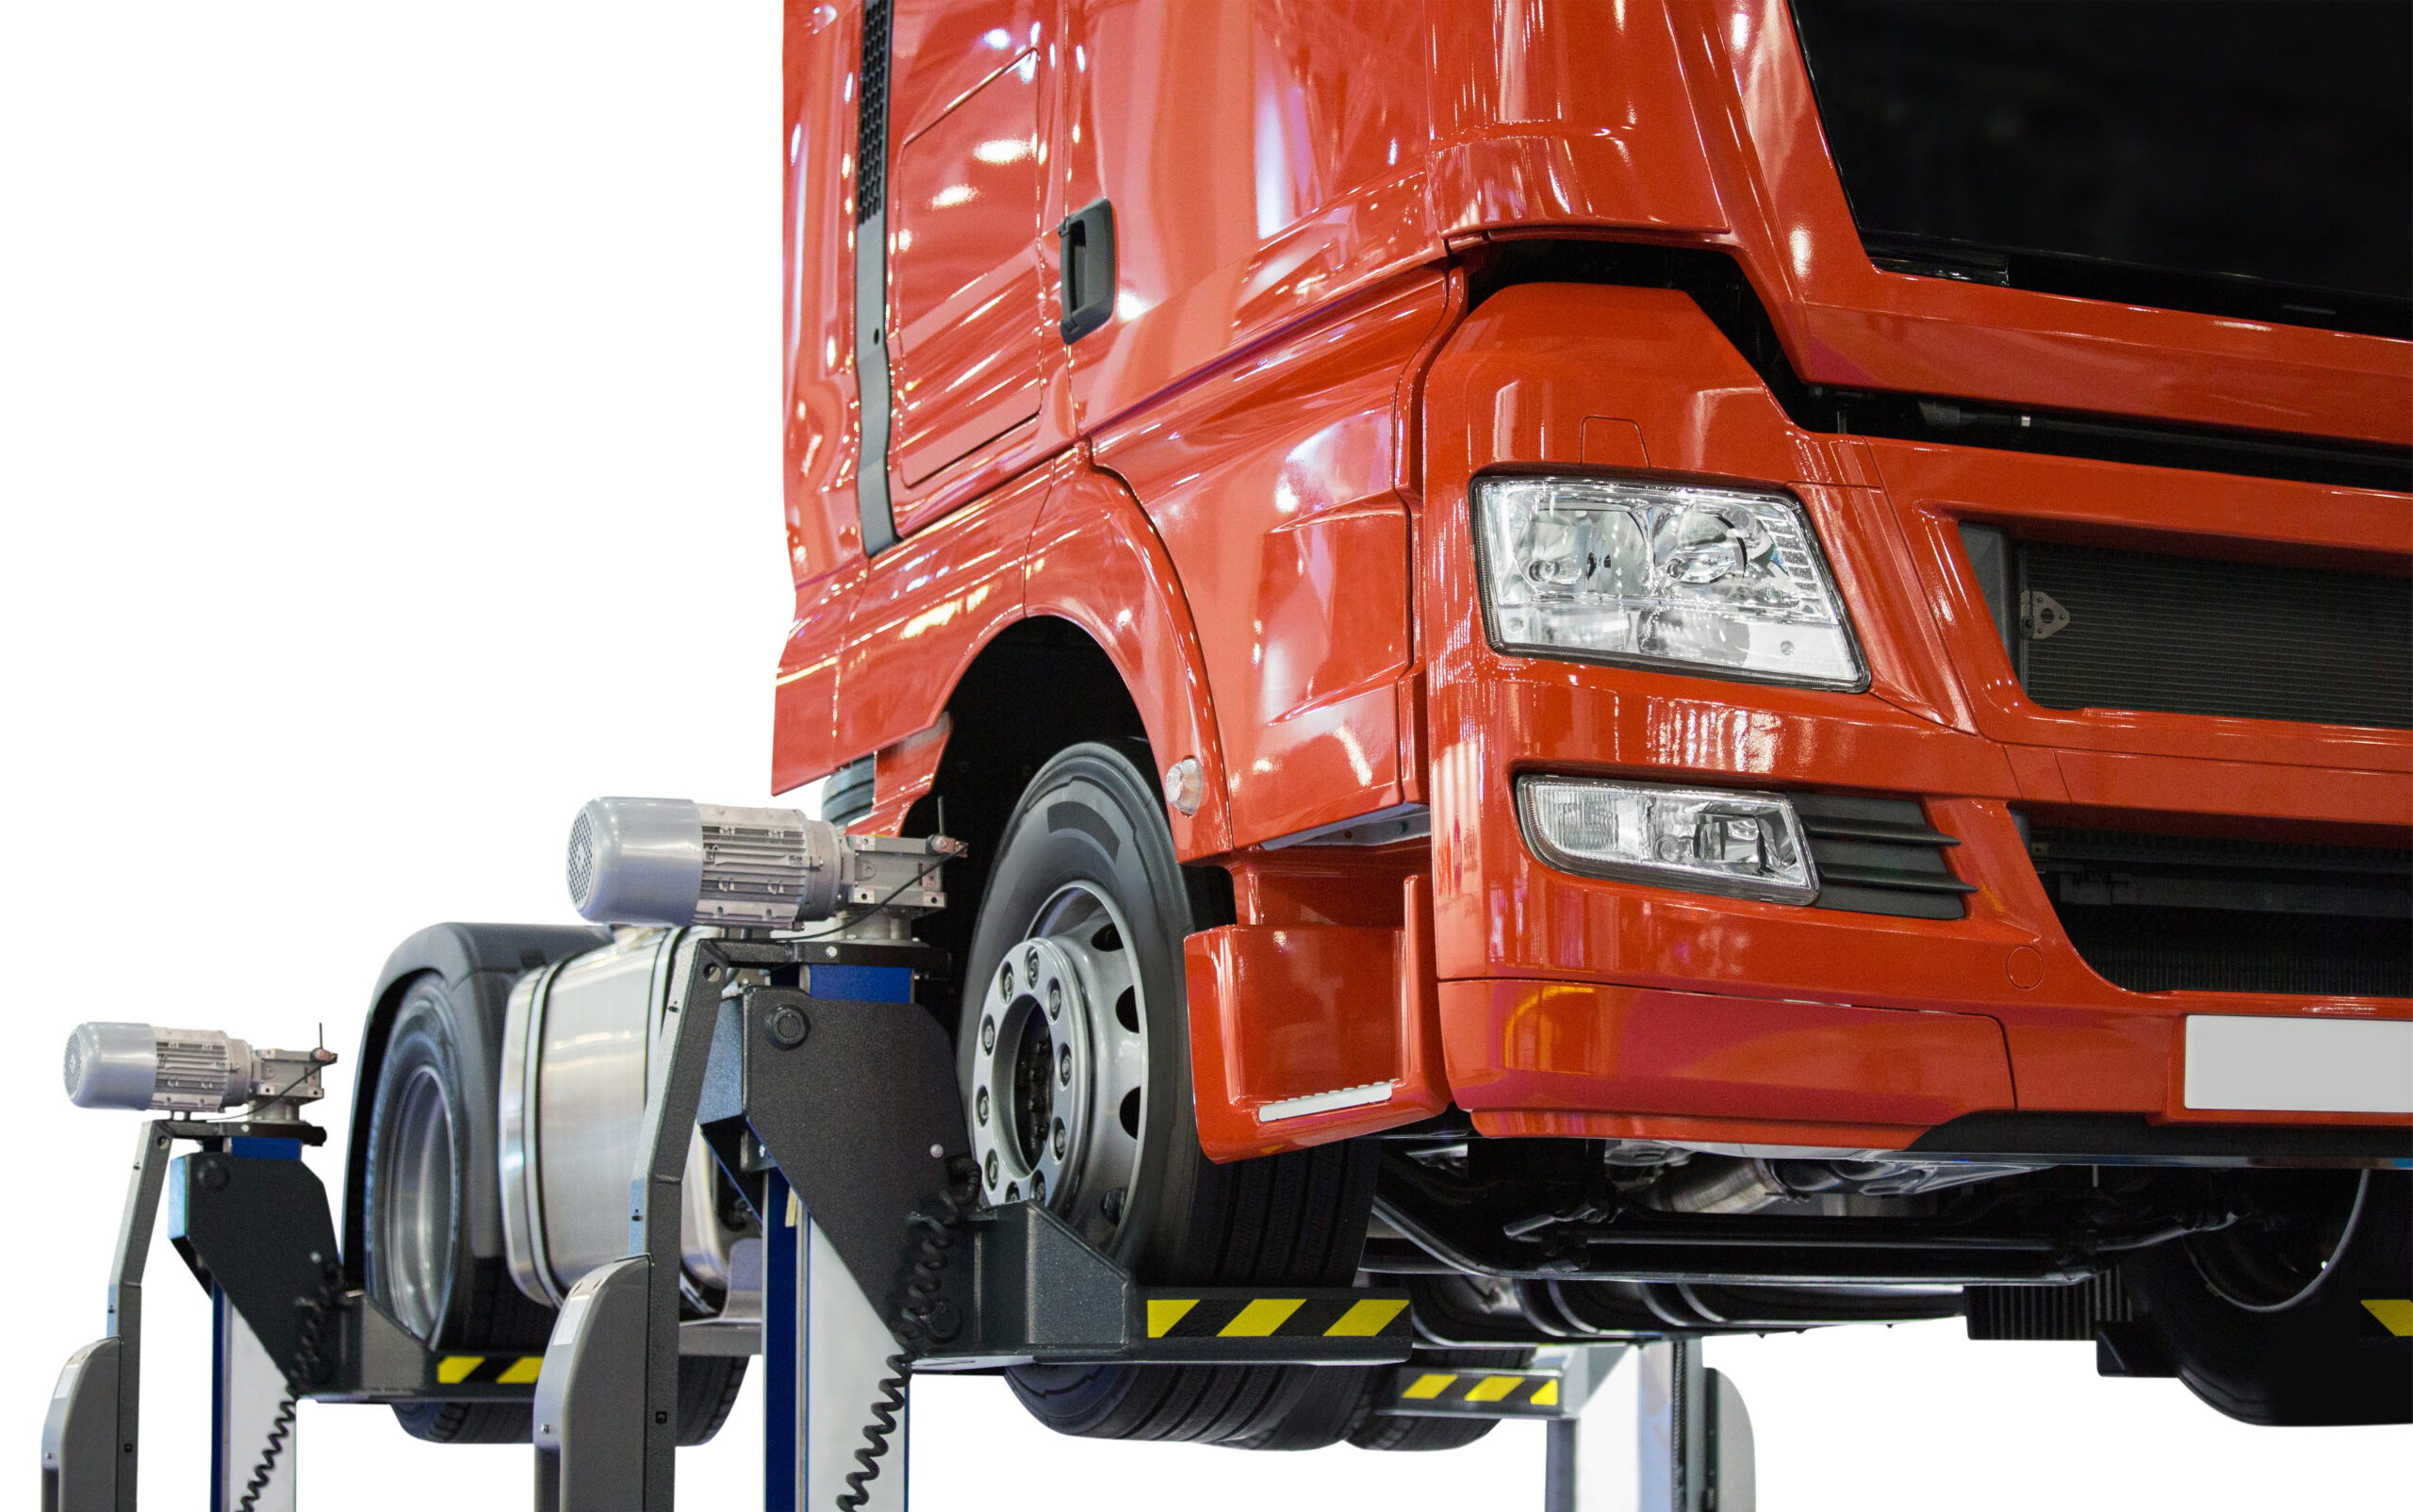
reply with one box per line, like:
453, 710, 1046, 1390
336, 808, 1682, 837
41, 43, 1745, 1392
236, 1255, 340, 1512
837, 1157, 980, 1512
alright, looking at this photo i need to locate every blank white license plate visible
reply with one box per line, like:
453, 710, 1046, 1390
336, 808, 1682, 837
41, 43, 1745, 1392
2184, 1015, 2413, 1115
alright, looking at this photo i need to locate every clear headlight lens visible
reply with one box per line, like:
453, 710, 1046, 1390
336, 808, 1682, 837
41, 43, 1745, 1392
1474, 477, 1865, 688
1517, 776, 1817, 904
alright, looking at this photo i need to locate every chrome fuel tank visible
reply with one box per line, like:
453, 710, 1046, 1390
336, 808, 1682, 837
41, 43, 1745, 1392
499, 928, 752, 1307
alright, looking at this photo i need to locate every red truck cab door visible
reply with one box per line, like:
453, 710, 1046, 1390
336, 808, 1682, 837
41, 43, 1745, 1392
882, 1, 1057, 533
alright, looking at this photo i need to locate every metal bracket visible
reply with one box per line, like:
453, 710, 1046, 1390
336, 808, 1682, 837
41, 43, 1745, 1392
698, 981, 967, 1329
700, 980, 1413, 1373
918, 1202, 1411, 1370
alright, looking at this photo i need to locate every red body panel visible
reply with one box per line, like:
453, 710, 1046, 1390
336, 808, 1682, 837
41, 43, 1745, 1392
777, 0, 2412, 1159
1095, 273, 1453, 847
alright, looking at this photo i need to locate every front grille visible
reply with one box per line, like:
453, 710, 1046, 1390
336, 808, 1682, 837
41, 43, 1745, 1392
2010, 540, 2413, 731
1798, 794, 1973, 920
2027, 825, 2412, 996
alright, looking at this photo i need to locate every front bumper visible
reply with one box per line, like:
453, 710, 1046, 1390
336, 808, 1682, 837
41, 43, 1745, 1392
1420, 285, 2411, 1156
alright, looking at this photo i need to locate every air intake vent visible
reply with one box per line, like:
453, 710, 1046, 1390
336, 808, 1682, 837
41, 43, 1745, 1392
1797, 794, 1974, 920
855, 0, 891, 224
2014, 540, 2413, 731
2027, 825, 2412, 996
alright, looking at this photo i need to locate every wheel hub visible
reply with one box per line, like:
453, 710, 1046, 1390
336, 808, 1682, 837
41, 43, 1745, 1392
967, 884, 1148, 1245
381, 1064, 455, 1340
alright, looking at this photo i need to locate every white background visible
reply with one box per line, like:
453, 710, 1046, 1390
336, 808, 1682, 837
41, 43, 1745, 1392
2, 5, 2404, 1508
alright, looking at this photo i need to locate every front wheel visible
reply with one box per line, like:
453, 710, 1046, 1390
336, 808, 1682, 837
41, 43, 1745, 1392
957, 743, 1377, 1443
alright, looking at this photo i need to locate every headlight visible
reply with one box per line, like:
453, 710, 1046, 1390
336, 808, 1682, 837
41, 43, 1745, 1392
1517, 775, 1817, 904
1474, 476, 1866, 689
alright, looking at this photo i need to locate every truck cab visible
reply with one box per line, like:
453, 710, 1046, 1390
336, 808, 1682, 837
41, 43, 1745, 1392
336, 0, 2409, 1456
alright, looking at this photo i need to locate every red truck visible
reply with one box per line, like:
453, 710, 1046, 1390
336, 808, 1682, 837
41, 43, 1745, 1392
342, 0, 2410, 1458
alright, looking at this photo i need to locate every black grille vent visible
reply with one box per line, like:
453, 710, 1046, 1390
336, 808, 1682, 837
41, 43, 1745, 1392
1965, 1272, 2132, 1342
855, 0, 891, 224
2015, 540, 2413, 731
1798, 794, 1974, 920
2027, 825, 2412, 996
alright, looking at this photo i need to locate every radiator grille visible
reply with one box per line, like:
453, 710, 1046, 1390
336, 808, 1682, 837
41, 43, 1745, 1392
2028, 825, 2412, 996
2016, 541, 2412, 731
1798, 794, 1974, 920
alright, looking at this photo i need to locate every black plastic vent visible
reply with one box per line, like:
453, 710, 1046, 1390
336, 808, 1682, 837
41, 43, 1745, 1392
855, 0, 891, 224
1965, 1271, 2132, 1342
2014, 541, 2413, 731
2027, 825, 2412, 996
1797, 794, 1974, 920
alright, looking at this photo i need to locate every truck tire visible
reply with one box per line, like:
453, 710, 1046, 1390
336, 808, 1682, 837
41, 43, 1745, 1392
674, 1356, 749, 1446
2123, 1169, 2412, 1425
366, 972, 556, 1444
959, 743, 1377, 1444
1344, 1349, 1531, 1452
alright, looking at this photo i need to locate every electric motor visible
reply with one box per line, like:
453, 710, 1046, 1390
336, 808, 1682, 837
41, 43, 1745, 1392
62, 1023, 330, 1113
565, 796, 953, 928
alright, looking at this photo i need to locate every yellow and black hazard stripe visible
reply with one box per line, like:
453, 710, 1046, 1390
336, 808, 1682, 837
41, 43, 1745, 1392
1143, 1293, 1412, 1342
434, 1354, 545, 1388
2359, 1300, 2413, 1339
1384, 1366, 1565, 1418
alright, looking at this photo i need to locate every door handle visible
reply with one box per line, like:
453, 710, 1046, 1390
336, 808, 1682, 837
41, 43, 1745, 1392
1058, 197, 1116, 344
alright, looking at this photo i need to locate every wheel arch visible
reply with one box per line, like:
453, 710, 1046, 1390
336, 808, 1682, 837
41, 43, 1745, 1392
342, 923, 609, 1288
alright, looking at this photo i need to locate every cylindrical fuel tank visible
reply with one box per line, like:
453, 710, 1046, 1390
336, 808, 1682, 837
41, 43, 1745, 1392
499, 927, 750, 1306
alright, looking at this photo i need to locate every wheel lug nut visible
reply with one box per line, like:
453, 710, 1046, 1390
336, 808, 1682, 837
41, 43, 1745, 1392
1047, 981, 1062, 1020
984, 1151, 999, 1188
980, 1016, 995, 1053
1025, 945, 1041, 981
1052, 1118, 1066, 1158
977, 1087, 990, 1126
1059, 1045, 1072, 1085
999, 962, 1014, 997
1031, 1170, 1046, 1203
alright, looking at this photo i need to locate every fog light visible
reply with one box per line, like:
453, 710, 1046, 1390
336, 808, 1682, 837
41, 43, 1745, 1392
1516, 776, 1816, 904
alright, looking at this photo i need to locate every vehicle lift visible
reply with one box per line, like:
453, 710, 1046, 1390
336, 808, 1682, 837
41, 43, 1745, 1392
43, 930, 1753, 1511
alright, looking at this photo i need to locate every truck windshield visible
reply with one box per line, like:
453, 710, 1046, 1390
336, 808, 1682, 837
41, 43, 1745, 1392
1790, 0, 2411, 337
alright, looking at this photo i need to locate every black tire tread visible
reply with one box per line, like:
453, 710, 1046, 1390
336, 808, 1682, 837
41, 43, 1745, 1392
1346, 1348, 1531, 1454
677, 1356, 749, 1446
987, 745, 1379, 1448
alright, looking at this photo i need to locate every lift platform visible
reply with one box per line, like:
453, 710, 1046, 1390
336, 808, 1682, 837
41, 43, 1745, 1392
42, 929, 1750, 1511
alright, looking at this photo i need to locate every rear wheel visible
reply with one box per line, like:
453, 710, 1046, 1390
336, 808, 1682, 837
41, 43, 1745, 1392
959, 743, 1378, 1443
2124, 1169, 2412, 1425
366, 974, 554, 1444
1347, 1348, 1531, 1452
367, 969, 750, 1445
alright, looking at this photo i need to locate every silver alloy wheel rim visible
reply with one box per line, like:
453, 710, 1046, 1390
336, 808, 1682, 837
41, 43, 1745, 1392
966, 881, 1147, 1248
382, 1064, 456, 1340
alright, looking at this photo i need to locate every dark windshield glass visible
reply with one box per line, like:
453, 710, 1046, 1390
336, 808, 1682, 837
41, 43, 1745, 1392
1791, 1, 2410, 333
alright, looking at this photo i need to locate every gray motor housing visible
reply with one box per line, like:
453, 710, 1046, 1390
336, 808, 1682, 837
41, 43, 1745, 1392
64, 1023, 252, 1112
566, 797, 845, 928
